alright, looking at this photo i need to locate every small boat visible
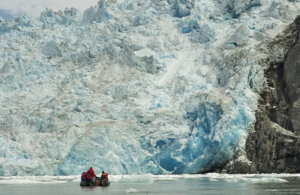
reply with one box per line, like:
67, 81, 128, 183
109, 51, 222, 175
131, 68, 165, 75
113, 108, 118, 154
97, 180, 110, 186
80, 178, 110, 187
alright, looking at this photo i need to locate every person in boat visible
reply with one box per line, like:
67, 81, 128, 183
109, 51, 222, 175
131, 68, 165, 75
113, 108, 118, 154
94, 170, 110, 186
100, 170, 108, 182
86, 167, 97, 185
81, 172, 88, 181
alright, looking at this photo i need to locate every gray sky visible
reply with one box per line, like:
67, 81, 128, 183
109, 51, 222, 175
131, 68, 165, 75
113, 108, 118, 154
0, 0, 99, 19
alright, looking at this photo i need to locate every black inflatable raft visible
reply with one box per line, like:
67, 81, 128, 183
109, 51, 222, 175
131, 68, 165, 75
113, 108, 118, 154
80, 179, 110, 187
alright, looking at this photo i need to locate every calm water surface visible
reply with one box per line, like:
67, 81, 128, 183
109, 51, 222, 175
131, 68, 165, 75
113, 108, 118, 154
1, 174, 300, 195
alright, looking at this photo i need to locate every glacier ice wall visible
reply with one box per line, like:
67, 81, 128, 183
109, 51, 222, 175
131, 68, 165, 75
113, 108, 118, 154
0, 0, 300, 175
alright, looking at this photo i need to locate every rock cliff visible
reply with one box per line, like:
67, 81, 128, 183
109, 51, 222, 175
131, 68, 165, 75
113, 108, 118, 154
225, 16, 300, 173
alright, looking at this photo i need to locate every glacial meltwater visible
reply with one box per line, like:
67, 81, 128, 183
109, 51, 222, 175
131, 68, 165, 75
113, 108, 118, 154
0, 174, 300, 195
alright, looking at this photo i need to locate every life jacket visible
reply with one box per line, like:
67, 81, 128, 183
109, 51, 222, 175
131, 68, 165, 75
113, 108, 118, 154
81, 172, 88, 181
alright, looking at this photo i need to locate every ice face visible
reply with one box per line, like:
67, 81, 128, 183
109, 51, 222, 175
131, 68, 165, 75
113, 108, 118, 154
0, 0, 299, 176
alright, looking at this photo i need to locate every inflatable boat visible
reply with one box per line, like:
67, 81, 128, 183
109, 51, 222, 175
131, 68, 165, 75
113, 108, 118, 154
80, 179, 110, 187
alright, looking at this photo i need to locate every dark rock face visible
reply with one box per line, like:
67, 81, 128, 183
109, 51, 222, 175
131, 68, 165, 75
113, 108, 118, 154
224, 16, 300, 173
246, 16, 300, 173
284, 37, 300, 134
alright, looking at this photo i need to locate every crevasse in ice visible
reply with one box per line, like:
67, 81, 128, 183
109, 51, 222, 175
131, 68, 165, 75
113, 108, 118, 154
0, 0, 299, 175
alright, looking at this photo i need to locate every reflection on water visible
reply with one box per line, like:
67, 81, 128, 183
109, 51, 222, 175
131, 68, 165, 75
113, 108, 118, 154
0, 174, 300, 195
255, 177, 300, 195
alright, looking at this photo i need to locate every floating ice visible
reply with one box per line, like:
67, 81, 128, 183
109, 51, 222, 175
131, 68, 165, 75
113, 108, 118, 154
0, 174, 296, 185
126, 188, 139, 193
0, 176, 78, 185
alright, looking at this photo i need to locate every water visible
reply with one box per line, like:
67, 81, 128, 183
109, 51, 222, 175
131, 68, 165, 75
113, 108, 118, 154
1, 174, 300, 195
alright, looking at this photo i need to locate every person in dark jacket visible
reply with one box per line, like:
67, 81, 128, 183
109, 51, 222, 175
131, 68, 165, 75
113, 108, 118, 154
81, 172, 88, 181
100, 170, 108, 181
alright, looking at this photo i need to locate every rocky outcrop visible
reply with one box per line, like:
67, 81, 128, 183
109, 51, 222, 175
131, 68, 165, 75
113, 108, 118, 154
224, 16, 300, 173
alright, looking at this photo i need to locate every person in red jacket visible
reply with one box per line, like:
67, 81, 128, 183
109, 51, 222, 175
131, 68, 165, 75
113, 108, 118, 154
86, 167, 96, 184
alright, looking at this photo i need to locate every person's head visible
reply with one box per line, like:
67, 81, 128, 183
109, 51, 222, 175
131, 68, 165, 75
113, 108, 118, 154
102, 171, 105, 174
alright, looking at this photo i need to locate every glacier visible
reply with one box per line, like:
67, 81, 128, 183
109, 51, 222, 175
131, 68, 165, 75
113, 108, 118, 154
0, 0, 300, 176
